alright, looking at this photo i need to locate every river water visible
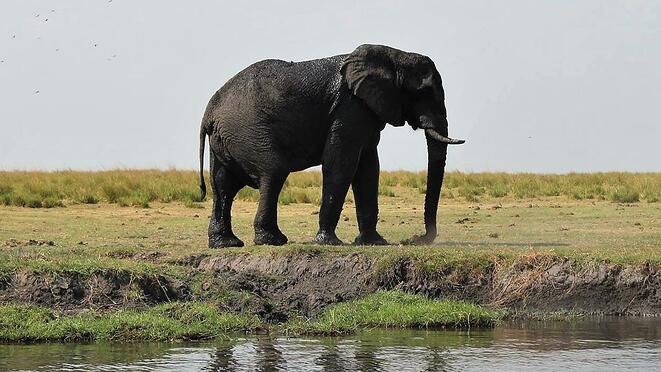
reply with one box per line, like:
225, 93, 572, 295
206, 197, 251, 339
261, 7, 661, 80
1, 318, 659, 371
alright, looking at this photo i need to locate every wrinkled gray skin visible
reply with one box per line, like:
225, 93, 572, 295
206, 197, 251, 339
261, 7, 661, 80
199, 44, 464, 248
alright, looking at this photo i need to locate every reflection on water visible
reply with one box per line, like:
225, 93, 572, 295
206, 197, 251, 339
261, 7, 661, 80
1, 318, 659, 371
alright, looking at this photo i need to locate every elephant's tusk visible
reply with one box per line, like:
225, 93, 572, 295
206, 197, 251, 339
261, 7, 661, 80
425, 129, 465, 145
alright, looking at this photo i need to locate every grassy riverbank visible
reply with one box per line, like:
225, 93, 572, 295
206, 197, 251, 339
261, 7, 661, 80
0, 302, 261, 343
0, 170, 659, 342
0, 292, 499, 342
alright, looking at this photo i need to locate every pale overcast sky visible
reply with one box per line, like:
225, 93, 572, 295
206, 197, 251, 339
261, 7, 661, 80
1, 1, 659, 172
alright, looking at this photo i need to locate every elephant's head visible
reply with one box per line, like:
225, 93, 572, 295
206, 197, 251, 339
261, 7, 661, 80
342, 44, 465, 244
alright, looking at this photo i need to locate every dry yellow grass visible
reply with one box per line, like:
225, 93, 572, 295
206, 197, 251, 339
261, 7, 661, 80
0, 170, 658, 209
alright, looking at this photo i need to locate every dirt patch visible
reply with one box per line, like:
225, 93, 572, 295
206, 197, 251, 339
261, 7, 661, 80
489, 257, 661, 315
174, 253, 211, 267
376, 256, 493, 304
196, 272, 289, 323
0, 270, 189, 313
195, 252, 660, 317
455, 217, 479, 224
197, 251, 377, 317
134, 251, 167, 262
3, 239, 55, 247
105, 250, 168, 263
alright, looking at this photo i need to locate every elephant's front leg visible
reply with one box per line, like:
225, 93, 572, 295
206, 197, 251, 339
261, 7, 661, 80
314, 130, 363, 245
352, 145, 388, 245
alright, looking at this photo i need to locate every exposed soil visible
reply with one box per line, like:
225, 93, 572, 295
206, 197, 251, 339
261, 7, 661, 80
3, 239, 55, 247
0, 270, 189, 313
194, 252, 660, 317
1, 252, 659, 318
197, 251, 378, 318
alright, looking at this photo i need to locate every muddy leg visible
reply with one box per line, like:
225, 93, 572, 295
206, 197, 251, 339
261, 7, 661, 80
208, 155, 244, 248
314, 147, 361, 246
253, 174, 288, 246
352, 145, 387, 245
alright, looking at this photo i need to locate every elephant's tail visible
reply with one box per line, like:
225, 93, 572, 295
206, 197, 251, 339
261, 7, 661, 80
199, 125, 207, 201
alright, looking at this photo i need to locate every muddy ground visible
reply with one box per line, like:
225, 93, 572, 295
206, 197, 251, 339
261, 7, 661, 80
1, 251, 659, 320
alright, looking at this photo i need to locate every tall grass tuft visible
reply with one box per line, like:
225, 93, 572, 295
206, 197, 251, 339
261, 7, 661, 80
610, 188, 640, 203
285, 291, 500, 335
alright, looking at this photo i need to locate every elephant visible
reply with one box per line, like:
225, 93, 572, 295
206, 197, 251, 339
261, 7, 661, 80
198, 44, 464, 248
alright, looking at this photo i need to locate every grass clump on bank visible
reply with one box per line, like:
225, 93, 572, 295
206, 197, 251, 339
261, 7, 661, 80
286, 291, 500, 335
0, 302, 262, 343
0, 293, 498, 342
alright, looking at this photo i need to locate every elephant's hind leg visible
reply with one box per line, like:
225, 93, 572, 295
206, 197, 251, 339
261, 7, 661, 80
208, 156, 244, 248
253, 174, 288, 246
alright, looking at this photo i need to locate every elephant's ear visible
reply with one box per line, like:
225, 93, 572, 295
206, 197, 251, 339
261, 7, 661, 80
341, 45, 404, 126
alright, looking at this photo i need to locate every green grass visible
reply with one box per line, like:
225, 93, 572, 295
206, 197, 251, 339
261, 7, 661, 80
0, 243, 181, 278
610, 188, 640, 203
0, 293, 500, 342
0, 302, 262, 343
0, 170, 659, 208
285, 291, 501, 335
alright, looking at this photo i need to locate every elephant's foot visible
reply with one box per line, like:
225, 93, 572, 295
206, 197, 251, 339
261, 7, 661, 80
353, 231, 388, 246
209, 234, 244, 248
254, 228, 288, 246
313, 230, 344, 245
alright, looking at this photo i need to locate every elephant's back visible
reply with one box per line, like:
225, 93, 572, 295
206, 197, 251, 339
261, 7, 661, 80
203, 60, 289, 130
206, 55, 346, 126
203, 55, 348, 175
216, 55, 346, 104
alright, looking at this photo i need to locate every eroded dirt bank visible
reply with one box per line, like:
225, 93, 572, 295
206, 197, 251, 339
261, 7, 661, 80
1, 251, 659, 318
195, 252, 661, 317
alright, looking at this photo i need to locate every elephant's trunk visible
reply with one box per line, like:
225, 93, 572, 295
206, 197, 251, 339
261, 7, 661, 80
401, 115, 463, 245
420, 133, 448, 243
